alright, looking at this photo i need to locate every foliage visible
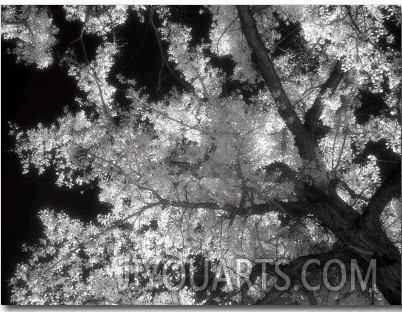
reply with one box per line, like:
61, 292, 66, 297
2, 5, 401, 305
1, 6, 59, 68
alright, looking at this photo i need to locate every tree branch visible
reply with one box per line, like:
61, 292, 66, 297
305, 60, 345, 133
166, 199, 312, 218
361, 161, 401, 223
304, 287, 318, 305
338, 180, 370, 202
40, 201, 163, 276
247, 200, 311, 218
237, 6, 303, 136
257, 286, 284, 304
237, 6, 317, 162
148, 8, 197, 96
262, 161, 300, 185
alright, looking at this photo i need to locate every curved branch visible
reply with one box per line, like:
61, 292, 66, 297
262, 161, 299, 183
304, 60, 345, 133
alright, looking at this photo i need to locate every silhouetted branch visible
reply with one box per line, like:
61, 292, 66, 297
305, 60, 345, 134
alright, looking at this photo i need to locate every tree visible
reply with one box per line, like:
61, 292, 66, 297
2, 5, 401, 305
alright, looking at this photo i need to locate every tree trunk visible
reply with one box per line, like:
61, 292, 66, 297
354, 223, 401, 305
376, 256, 401, 305
306, 189, 401, 304
237, 5, 401, 304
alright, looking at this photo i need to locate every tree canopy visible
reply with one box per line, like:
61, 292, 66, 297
2, 5, 401, 305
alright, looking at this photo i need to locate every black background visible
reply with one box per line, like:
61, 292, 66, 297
1, 7, 109, 304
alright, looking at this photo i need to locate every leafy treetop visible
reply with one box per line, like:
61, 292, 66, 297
2, 5, 401, 305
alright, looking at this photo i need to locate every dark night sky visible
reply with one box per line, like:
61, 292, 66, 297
1, 5, 400, 305
1, 6, 150, 304
1, 9, 109, 304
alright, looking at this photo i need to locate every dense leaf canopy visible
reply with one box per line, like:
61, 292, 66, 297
2, 5, 401, 305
